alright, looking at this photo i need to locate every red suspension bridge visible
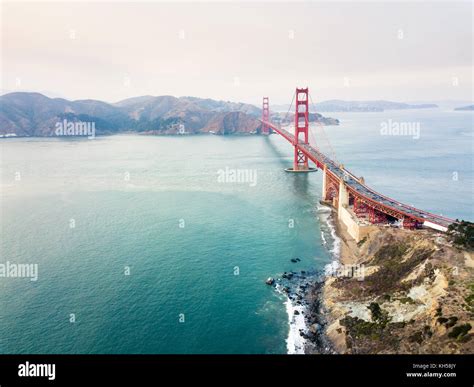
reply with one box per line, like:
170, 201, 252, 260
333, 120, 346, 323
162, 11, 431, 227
260, 87, 454, 233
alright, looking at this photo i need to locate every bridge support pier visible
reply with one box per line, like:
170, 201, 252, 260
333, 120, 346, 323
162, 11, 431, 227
322, 165, 327, 199
338, 180, 349, 214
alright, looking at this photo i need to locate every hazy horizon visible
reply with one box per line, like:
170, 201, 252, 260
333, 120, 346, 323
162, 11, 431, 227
1, 89, 472, 107
1, 1, 472, 105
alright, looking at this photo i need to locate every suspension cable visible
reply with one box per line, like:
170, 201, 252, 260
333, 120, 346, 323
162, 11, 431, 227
282, 91, 296, 127
309, 93, 339, 165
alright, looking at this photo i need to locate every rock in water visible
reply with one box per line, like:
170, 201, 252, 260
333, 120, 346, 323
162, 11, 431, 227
309, 324, 320, 334
265, 277, 275, 286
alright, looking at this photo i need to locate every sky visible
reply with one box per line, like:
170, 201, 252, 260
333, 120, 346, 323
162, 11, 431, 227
1, 1, 472, 105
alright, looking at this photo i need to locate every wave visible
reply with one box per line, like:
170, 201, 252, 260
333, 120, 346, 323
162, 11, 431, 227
279, 203, 342, 355
275, 283, 307, 354
316, 204, 341, 261
321, 231, 327, 246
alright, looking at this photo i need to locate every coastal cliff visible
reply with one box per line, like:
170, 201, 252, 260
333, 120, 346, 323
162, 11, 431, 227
319, 222, 474, 354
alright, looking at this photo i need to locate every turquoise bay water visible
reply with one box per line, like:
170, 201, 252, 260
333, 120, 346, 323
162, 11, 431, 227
0, 109, 472, 354
0, 135, 330, 354
316, 109, 473, 220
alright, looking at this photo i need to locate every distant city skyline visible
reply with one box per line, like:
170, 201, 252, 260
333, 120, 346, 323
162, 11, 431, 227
1, 1, 472, 105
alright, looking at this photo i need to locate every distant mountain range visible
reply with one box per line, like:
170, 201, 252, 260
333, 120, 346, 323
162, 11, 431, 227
270, 111, 339, 126
271, 99, 439, 113
0, 92, 339, 137
454, 105, 474, 111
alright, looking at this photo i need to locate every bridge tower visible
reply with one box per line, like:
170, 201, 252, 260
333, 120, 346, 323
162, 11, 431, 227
261, 97, 270, 135
286, 88, 316, 173
294, 88, 309, 170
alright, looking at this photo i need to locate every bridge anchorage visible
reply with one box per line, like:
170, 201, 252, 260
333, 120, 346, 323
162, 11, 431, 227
259, 87, 456, 233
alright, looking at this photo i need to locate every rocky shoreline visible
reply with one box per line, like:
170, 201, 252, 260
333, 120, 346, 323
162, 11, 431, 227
266, 269, 335, 354
317, 212, 474, 354
269, 207, 474, 354
265, 204, 340, 354
303, 278, 336, 353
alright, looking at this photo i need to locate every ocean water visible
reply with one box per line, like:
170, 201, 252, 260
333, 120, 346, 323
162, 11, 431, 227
0, 109, 471, 354
0, 134, 331, 354
313, 109, 473, 220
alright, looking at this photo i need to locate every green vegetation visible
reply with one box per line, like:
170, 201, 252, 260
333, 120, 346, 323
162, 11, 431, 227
333, 243, 434, 296
368, 302, 391, 326
448, 323, 472, 340
357, 236, 368, 247
423, 325, 433, 338
339, 303, 394, 348
373, 243, 409, 264
341, 316, 380, 338
422, 262, 436, 282
340, 315, 402, 351
447, 220, 474, 249
437, 316, 458, 328
445, 316, 459, 328
464, 282, 474, 314
398, 297, 416, 304
133, 116, 181, 132
408, 325, 433, 344
408, 326, 433, 344
363, 246, 433, 295
408, 331, 424, 344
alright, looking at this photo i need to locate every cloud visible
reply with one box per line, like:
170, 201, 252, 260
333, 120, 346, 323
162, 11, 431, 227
2, 1, 472, 103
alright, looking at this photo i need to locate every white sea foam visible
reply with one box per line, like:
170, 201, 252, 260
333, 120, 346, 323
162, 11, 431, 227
316, 204, 332, 214
275, 284, 307, 354
316, 204, 341, 261
281, 204, 343, 355
327, 215, 341, 259
317, 203, 344, 289
284, 297, 307, 354
324, 260, 340, 276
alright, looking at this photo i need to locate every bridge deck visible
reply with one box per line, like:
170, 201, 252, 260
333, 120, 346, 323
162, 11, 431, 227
264, 123, 454, 230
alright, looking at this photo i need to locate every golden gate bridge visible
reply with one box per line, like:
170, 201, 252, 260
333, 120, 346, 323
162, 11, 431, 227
260, 88, 454, 233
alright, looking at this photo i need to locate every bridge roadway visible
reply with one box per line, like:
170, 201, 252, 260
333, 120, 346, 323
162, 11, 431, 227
263, 122, 454, 230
